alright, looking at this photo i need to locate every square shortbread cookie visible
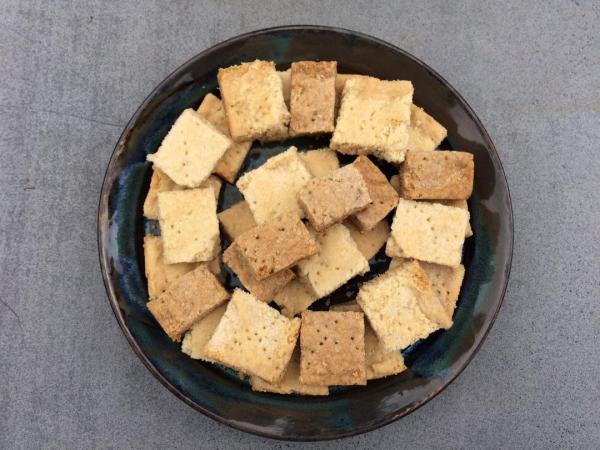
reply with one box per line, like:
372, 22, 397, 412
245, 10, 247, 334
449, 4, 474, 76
147, 264, 230, 342
203, 289, 301, 383
399, 150, 474, 200
298, 164, 372, 232
407, 105, 447, 152
217, 200, 257, 240
250, 349, 329, 395
351, 156, 399, 231
143, 235, 198, 299
223, 242, 295, 302
236, 146, 312, 224
297, 224, 369, 298
299, 311, 366, 386
147, 108, 232, 188
345, 219, 390, 260
390, 198, 469, 267
181, 303, 227, 361
273, 279, 318, 318
388, 181, 473, 238
289, 61, 337, 136
390, 258, 465, 317
299, 148, 340, 178
157, 188, 219, 263
331, 76, 413, 163
235, 213, 319, 280
218, 60, 290, 142
357, 260, 441, 351
329, 302, 407, 380
197, 93, 252, 182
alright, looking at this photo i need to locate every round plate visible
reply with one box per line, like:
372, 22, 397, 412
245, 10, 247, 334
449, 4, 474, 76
98, 26, 513, 441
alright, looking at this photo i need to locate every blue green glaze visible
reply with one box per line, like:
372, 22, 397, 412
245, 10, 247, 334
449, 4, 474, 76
98, 26, 513, 441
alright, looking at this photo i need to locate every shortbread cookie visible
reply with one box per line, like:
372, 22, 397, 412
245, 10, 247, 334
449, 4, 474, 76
218, 60, 290, 142
147, 265, 229, 342
147, 108, 231, 187
331, 76, 413, 163
237, 146, 312, 223
204, 289, 300, 383
299, 311, 366, 386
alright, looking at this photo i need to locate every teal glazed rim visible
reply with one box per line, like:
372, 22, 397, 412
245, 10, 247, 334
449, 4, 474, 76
98, 25, 513, 441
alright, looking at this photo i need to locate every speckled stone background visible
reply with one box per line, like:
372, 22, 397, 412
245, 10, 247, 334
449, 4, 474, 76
1, 1, 598, 448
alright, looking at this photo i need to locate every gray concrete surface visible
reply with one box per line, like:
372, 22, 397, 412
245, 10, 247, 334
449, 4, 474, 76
1, 0, 599, 448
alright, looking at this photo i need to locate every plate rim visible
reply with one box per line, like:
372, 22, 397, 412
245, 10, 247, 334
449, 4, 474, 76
97, 24, 514, 441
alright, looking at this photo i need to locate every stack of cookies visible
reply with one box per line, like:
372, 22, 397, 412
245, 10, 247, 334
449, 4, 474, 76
142, 60, 474, 395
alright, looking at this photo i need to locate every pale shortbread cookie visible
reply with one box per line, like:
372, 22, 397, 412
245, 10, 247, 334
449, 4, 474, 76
181, 304, 227, 361
390, 258, 465, 316
272, 279, 318, 318
351, 156, 399, 231
390, 198, 469, 267
331, 76, 413, 163
278, 69, 291, 107
147, 265, 230, 342
297, 224, 369, 298
250, 349, 329, 395
388, 180, 473, 237
197, 93, 252, 183
157, 188, 219, 263
218, 60, 290, 142
299, 148, 339, 178
330, 302, 407, 380
236, 146, 312, 223
234, 213, 318, 280
357, 260, 441, 351
217, 200, 257, 240
407, 105, 447, 152
289, 61, 337, 136
223, 242, 295, 302
143, 235, 198, 299
203, 289, 301, 383
299, 311, 366, 386
147, 108, 231, 188
298, 164, 371, 232
345, 220, 390, 260
335, 78, 445, 154
399, 150, 474, 200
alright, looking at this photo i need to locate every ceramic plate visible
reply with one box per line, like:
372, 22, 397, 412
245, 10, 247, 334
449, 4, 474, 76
98, 26, 513, 441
